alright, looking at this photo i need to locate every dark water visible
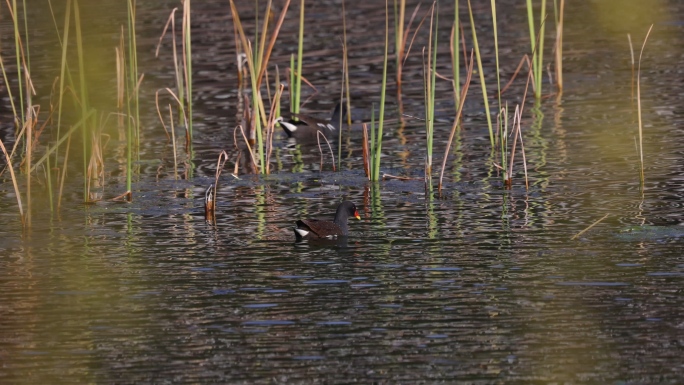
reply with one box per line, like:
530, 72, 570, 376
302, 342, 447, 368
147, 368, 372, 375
1, 0, 684, 383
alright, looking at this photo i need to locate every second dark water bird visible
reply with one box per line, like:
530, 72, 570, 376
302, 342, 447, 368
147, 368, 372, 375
278, 102, 348, 141
294, 201, 361, 241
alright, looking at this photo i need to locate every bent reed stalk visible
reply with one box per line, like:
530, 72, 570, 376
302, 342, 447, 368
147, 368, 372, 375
636, 24, 654, 189
439, 50, 474, 193
371, 0, 390, 181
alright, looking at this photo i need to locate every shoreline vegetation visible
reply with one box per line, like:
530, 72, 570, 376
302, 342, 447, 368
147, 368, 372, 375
1, 1, 656, 229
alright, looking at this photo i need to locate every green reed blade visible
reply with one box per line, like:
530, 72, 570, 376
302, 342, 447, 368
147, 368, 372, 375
294, 0, 305, 115
11, 0, 25, 127
452, 0, 460, 109
467, 0, 494, 148
74, 0, 91, 202
373, 0, 390, 181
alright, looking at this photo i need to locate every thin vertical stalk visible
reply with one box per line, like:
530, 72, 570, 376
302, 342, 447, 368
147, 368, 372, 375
293, 0, 305, 114
21, 0, 31, 126
394, 0, 405, 99
637, 25, 654, 188
372, 0, 390, 181
126, 0, 139, 198
338, 0, 350, 170
11, 0, 25, 127
452, 0, 460, 109
370, 104, 375, 179
525, 0, 538, 97
182, 0, 193, 144
537, 0, 546, 97
74, 0, 90, 202
467, 0, 494, 147
627, 34, 635, 101
424, 2, 437, 181
439, 50, 473, 193
169, 106, 178, 180
490, 0, 502, 127
554, 0, 564, 92
501, 105, 508, 180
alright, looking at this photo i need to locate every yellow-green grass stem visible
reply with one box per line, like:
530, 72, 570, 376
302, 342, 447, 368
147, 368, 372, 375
74, 0, 92, 202
183, 0, 193, 145
537, 0, 546, 98
467, 0, 494, 148
490, 0, 502, 132
637, 25, 654, 188
11, 0, 25, 127
439, 50, 473, 193
424, 2, 437, 181
372, 0, 390, 181
294, 0, 305, 115
452, 0, 460, 110
127, 0, 140, 196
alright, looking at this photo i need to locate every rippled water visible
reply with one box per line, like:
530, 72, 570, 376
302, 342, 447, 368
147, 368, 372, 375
1, 0, 684, 383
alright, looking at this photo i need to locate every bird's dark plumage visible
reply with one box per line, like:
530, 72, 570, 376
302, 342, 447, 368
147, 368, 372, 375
279, 102, 348, 141
294, 201, 360, 241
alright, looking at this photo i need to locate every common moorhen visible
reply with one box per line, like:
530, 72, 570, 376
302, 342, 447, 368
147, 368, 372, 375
294, 201, 361, 241
278, 102, 348, 141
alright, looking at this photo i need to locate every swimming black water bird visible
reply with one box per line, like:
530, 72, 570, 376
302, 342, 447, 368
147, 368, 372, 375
277, 102, 348, 141
294, 201, 361, 241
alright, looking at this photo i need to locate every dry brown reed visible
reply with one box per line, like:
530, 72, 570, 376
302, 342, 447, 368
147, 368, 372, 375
316, 132, 336, 172
439, 50, 474, 193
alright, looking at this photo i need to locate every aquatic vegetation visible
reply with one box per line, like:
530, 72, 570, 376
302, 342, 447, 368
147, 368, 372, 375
636, 25, 654, 190
467, 0, 494, 148
526, 0, 547, 99
0, 0, 634, 227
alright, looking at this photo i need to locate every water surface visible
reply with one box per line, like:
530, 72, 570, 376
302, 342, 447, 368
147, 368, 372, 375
1, 0, 683, 383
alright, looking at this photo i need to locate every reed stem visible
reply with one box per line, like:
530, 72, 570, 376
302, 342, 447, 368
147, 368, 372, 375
637, 25, 654, 189
294, 0, 305, 115
372, 0, 390, 181
467, 0, 494, 148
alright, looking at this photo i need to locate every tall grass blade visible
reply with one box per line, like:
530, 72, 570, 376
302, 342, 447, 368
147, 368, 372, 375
452, 0, 460, 109
467, 0, 494, 148
526, 0, 547, 98
439, 50, 473, 193
424, 2, 437, 183
554, 0, 564, 93
293, 0, 305, 114
627, 34, 635, 101
537, 0, 546, 97
490, 0, 502, 129
182, 0, 193, 144
73, 0, 92, 202
372, 0, 390, 181
11, 0, 25, 127
636, 25, 654, 189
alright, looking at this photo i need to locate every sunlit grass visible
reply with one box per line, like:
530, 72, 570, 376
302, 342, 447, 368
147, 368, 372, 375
439, 50, 473, 194
371, 0, 390, 181
526, 0, 547, 99
229, 0, 291, 174
636, 25, 654, 189
292, 0, 305, 115
467, 0, 494, 148
423, 2, 437, 184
